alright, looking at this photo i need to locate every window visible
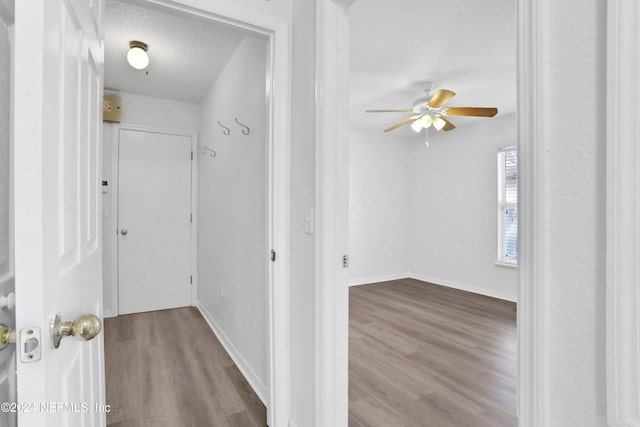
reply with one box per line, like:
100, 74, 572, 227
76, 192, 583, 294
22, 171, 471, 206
497, 147, 518, 266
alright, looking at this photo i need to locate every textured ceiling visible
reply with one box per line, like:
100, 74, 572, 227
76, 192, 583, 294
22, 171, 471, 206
350, 0, 516, 139
104, 0, 249, 104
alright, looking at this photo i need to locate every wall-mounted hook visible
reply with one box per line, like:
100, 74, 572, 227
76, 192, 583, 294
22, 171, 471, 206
218, 121, 231, 136
198, 145, 206, 155
205, 146, 217, 157
235, 117, 250, 135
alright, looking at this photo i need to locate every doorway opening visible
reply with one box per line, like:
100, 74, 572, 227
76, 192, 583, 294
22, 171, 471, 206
101, 1, 290, 425
346, 1, 518, 424
314, 0, 521, 425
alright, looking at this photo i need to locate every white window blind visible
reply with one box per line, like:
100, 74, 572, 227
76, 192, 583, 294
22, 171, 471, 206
497, 147, 518, 265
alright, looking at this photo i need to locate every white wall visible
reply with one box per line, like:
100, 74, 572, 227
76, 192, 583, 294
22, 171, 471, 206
349, 115, 518, 301
194, 2, 317, 424
348, 130, 410, 284
101, 92, 200, 316
406, 114, 518, 301
543, 0, 607, 424
219, 0, 291, 22
197, 35, 269, 397
184, 3, 317, 424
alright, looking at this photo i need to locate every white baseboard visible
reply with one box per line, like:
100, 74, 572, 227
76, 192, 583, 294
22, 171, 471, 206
348, 272, 410, 287
408, 272, 518, 303
195, 300, 268, 405
103, 309, 116, 318
350, 271, 517, 302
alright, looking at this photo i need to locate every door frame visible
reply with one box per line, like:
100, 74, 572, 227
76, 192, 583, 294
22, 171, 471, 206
606, 1, 640, 425
314, 2, 350, 426
109, 123, 198, 316
122, 2, 291, 426
0, 0, 15, 424
315, 1, 543, 426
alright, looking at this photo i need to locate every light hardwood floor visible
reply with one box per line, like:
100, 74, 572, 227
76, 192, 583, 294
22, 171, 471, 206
349, 278, 517, 427
104, 307, 266, 427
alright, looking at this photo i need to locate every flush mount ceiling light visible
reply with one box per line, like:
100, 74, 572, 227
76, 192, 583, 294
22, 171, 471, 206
366, 81, 499, 138
127, 41, 149, 70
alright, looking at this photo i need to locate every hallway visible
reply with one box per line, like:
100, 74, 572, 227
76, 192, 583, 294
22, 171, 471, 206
104, 308, 266, 426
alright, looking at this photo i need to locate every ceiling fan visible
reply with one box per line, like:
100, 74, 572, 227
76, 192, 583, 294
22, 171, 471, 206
366, 84, 498, 135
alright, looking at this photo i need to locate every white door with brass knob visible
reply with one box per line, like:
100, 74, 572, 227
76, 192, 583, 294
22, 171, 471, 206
117, 128, 192, 314
13, 0, 106, 426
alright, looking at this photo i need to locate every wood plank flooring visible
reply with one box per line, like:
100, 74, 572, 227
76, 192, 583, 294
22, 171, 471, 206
349, 278, 517, 427
104, 307, 266, 427
105, 279, 515, 427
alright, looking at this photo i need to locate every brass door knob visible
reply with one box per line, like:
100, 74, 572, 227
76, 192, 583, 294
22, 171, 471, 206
51, 313, 101, 349
0, 324, 16, 351
121, 229, 128, 235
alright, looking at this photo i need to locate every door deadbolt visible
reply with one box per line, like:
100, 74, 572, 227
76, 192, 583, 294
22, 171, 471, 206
120, 229, 128, 235
50, 314, 102, 349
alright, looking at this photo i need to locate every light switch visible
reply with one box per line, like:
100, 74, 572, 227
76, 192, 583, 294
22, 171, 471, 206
304, 207, 314, 234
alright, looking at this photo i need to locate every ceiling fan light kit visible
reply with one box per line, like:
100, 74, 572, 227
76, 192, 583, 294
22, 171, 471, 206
433, 116, 447, 131
366, 85, 499, 144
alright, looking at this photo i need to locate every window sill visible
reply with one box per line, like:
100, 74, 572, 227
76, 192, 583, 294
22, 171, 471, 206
495, 261, 518, 269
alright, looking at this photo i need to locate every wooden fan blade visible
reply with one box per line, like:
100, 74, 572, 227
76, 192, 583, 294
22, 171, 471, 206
433, 116, 456, 131
384, 116, 419, 133
445, 107, 498, 117
366, 109, 414, 113
428, 89, 456, 108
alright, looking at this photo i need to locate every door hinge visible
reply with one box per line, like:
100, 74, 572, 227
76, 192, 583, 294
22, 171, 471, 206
270, 250, 276, 262
190, 213, 193, 223
191, 151, 194, 160
190, 275, 193, 284
342, 254, 349, 268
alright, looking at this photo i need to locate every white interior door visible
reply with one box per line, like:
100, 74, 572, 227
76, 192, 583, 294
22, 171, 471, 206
117, 128, 192, 315
13, 0, 105, 426
0, 1, 15, 426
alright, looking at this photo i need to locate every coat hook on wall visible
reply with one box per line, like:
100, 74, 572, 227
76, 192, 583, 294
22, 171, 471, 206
197, 145, 216, 158
218, 121, 231, 136
235, 117, 250, 135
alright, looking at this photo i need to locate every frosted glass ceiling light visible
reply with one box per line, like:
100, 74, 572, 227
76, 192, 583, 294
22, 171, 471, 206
411, 118, 423, 133
433, 116, 446, 131
127, 41, 149, 70
411, 115, 434, 133
420, 115, 433, 129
